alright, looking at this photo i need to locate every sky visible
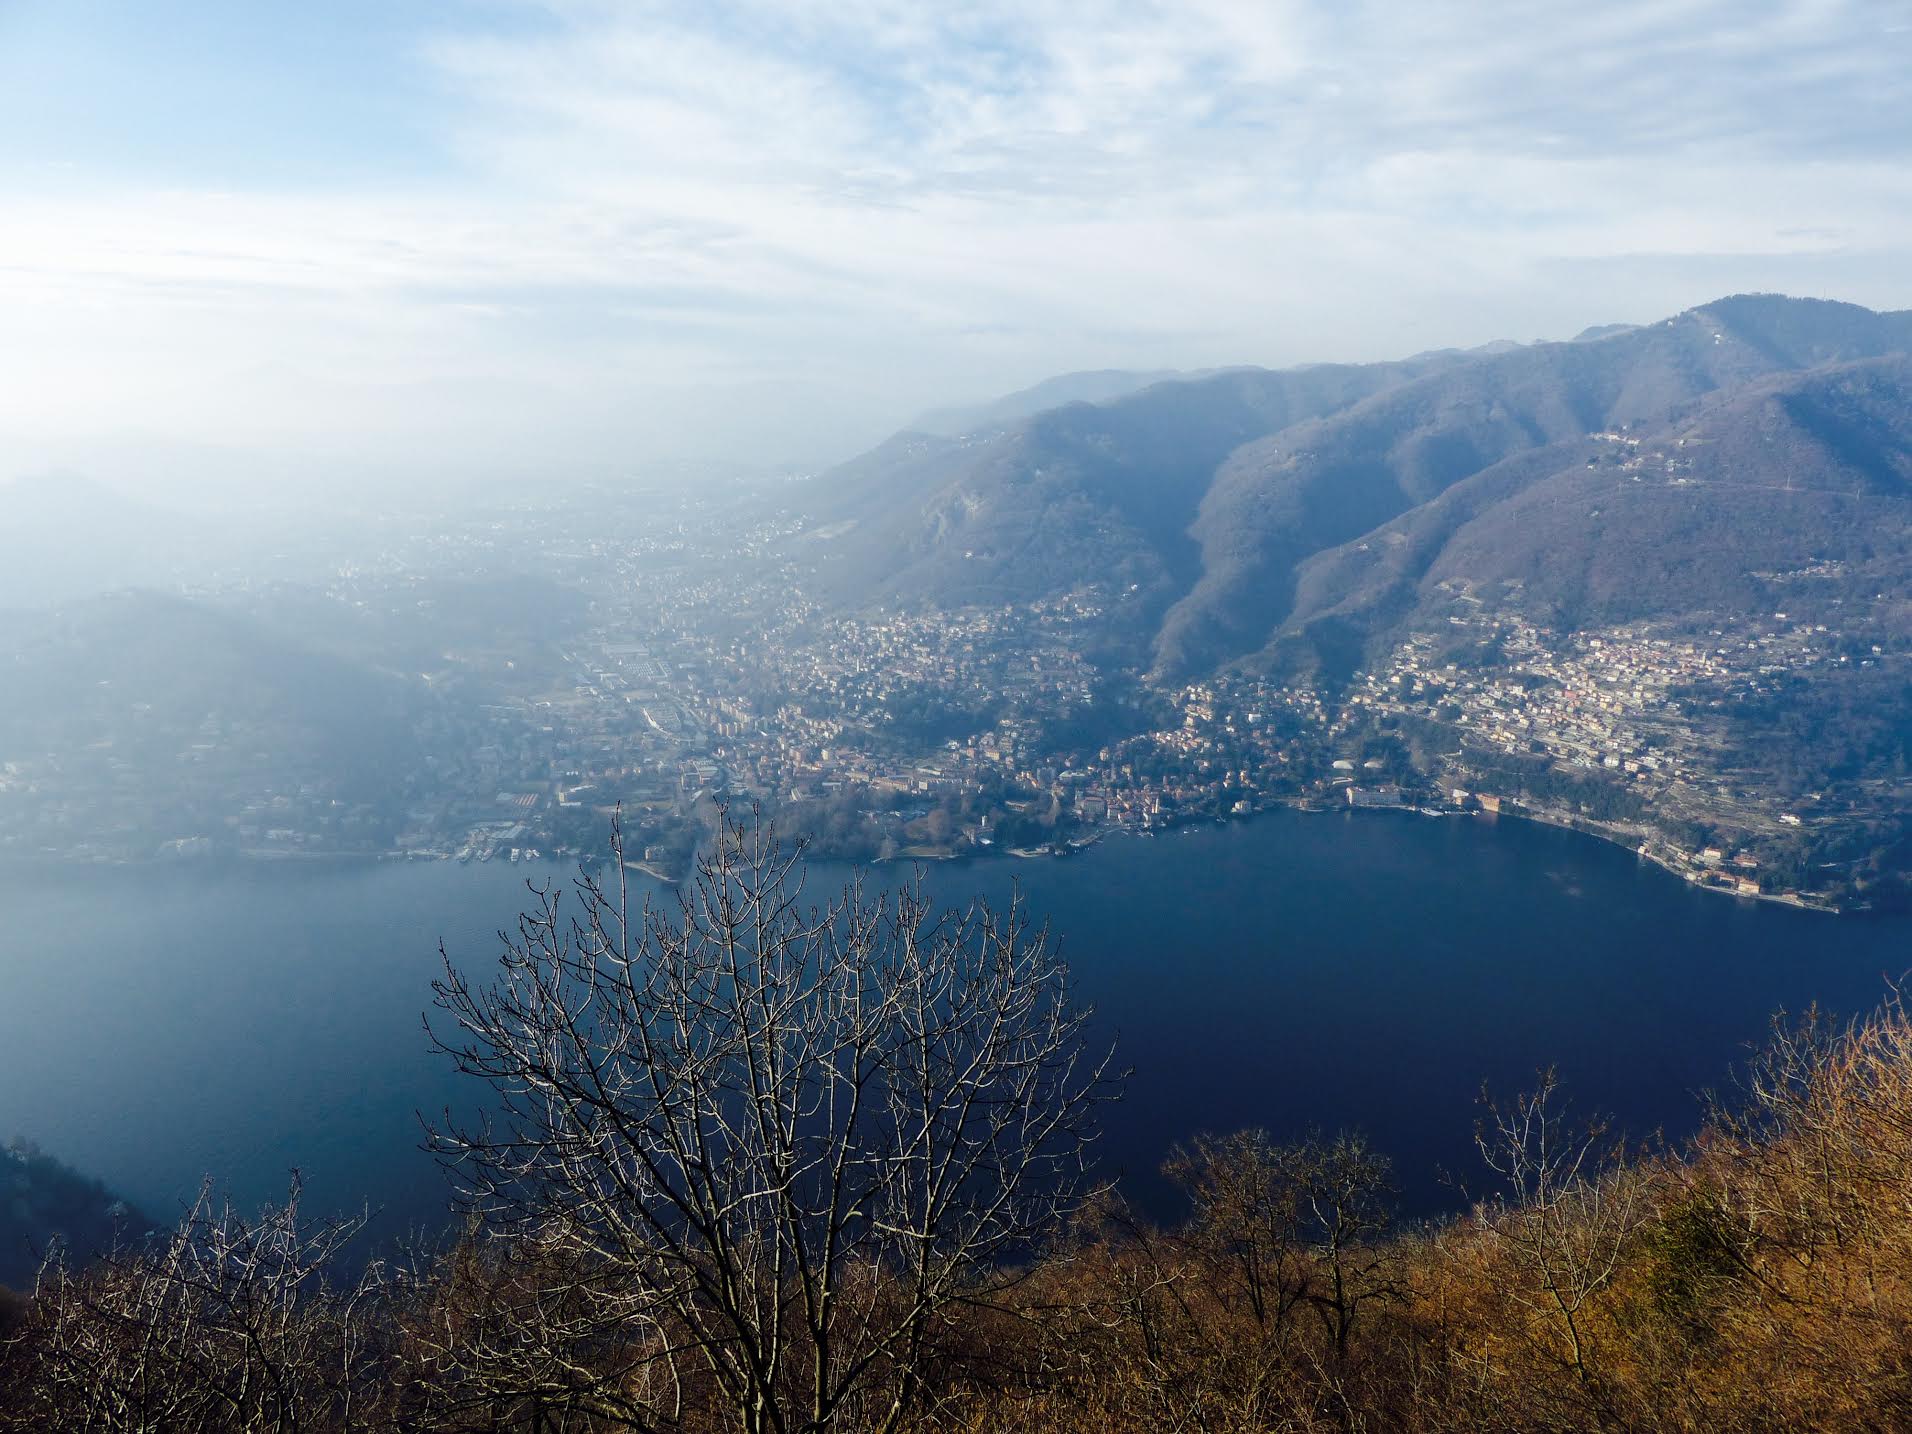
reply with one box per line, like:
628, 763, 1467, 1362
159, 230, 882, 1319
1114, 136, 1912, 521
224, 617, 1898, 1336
2, 0, 1910, 498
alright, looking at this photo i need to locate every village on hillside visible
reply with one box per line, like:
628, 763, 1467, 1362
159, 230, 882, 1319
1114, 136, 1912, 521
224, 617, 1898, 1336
1, 487, 1904, 911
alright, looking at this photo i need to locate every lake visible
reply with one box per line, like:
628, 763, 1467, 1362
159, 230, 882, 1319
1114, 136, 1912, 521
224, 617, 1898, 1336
1, 810, 1907, 1240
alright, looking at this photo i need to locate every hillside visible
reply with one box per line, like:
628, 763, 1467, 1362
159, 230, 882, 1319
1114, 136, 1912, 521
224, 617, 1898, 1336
0, 590, 428, 782
1154, 295, 1912, 675
908, 368, 1194, 437
0, 1143, 152, 1293
796, 349, 1472, 636
0, 591, 435, 858
1273, 355, 1912, 674
794, 295, 1912, 682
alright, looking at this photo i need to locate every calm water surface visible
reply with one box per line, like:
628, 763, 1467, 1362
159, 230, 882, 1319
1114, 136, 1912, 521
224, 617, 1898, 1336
2, 811, 1907, 1236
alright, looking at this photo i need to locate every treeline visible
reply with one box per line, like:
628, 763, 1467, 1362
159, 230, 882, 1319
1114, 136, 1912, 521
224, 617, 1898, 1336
1463, 750, 1649, 824
1719, 667, 1912, 796
7, 824, 1912, 1430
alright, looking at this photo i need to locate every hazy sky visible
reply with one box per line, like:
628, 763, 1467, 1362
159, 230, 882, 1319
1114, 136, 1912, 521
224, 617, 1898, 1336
3, 0, 1910, 495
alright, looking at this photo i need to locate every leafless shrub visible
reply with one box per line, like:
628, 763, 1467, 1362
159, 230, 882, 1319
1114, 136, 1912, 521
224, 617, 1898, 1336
1473, 1071, 1642, 1396
4, 1175, 380, 1433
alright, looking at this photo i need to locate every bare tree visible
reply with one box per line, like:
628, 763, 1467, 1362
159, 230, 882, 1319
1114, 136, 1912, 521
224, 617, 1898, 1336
1293, 1132, 1398, 1363
1474, 1070, 1640, 1391
1165, 1129, 1398, 1356
1165, 1131, 1308, 1339
6, 1176, 379, 1433
425, 808, 1120, 1433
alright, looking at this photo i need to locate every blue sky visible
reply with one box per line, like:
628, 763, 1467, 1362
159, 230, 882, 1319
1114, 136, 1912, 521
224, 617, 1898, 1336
2, 0, 1910, 494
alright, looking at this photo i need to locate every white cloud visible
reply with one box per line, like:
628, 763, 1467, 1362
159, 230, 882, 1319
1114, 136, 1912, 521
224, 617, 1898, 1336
1, 0, 1908, 494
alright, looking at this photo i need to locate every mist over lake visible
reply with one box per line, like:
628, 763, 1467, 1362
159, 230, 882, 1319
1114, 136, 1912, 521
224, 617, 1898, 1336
3, 810, 1905, 1237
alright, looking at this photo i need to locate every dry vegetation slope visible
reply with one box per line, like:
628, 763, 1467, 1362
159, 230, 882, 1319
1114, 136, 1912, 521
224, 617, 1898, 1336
957, 998, 1912, 1432
6, 994, 1912, 1431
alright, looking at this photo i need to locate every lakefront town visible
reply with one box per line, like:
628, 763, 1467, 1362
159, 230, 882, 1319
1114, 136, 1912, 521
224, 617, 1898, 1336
1, 491, 1904, 910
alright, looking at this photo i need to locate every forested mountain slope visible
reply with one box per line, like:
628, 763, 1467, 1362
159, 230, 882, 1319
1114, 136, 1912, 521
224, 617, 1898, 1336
1272, 354, 1912, 677
796, 295, 1912, 683
797, 350, 1473, 634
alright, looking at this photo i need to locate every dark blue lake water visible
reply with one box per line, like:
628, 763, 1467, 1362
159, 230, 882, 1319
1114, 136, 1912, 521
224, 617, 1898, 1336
2, 810, 1907, 1238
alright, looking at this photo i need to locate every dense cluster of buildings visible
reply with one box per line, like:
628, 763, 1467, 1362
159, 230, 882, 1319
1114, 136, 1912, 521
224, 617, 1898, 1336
3, 484, 1903, 911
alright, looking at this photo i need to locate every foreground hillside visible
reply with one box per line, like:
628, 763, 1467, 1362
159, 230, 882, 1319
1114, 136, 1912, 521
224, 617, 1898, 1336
6, 987, 1912, 1430
965, 997, 1912, 1431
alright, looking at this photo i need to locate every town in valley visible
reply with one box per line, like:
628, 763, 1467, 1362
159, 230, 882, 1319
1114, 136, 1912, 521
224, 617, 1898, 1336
4, 477, 1902, 913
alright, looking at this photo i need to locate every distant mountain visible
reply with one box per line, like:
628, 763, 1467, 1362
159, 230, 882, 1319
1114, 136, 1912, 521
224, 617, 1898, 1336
1405, 338, 1528, 362
794, 294, 1912, 682
908, 369, 1204, 437
1573, 323, 1639, 343
1276, 356, 1912, 674
0, 591, 435, 855
0, 590, 424, 767
1154, 295, 1912, 675
0, 473, 207, 608
799, 350, 1474, 635
230, 572, 591, 684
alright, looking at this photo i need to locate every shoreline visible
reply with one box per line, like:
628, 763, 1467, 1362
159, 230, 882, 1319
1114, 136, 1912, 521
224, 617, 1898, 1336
1493, 804, 1843, 914
842, 797, 1847, 919
0, 796, 1862, 914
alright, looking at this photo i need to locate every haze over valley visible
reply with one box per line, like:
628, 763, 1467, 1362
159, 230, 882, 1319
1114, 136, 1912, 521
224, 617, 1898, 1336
7, 294, 1911, 913
7, 5, 1912, 1429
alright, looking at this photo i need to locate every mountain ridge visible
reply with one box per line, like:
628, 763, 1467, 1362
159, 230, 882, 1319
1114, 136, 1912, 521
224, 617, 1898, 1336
908, 368, 1201, 437
793, 294, 1912, 684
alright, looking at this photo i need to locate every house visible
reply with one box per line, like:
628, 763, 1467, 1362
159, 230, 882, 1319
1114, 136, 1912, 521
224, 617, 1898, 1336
1347, 784, 1403, 808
